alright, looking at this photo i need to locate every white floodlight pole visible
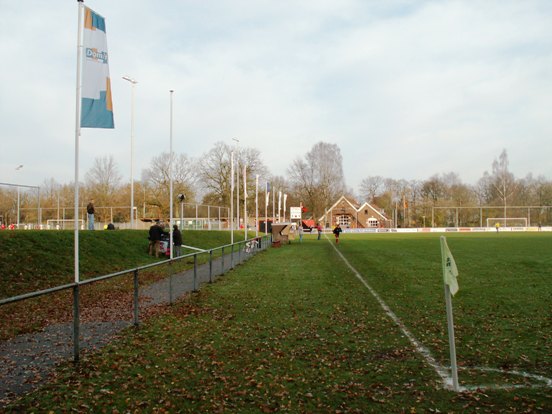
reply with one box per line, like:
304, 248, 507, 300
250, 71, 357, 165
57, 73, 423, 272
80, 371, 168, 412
169, 90, 174, 259
122, 76, 137, 229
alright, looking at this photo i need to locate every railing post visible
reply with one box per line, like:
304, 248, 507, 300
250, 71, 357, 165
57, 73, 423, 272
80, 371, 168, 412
193, 254, 198, 292
221, 246, 225, 274
209, 249, 213, 283
133, 269, 139, 326
72, 284, 80, 363
231, 244, 234, 269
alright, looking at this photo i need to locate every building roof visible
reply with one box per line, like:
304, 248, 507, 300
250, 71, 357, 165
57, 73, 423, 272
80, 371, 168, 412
318, 195, 388, 222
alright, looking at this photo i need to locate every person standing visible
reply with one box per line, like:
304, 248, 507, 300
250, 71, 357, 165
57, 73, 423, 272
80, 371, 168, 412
298, 224, 303, 243
87, 200, 95, 230
333, 223, 343, 244
172, 224, 183, 257
149, 220, 164, 258
317, 223, 322, 240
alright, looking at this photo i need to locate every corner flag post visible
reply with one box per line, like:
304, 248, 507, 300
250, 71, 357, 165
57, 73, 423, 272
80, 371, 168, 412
440, 236, 460, 391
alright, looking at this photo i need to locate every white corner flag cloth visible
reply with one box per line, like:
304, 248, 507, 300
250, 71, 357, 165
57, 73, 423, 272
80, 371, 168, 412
441, 237, 459, 296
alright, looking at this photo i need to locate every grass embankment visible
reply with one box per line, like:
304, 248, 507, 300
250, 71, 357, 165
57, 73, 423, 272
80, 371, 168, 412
0, 229, 235, 298
6, 232, 551, 412
0, 230, 240, 339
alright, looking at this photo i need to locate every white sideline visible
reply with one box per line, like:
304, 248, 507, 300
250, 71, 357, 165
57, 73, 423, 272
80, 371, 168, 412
180, 244, 206, 252
325, 236, 552, 392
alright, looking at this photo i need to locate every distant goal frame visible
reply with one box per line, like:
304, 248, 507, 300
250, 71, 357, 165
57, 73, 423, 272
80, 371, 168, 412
486, 217, 528, 228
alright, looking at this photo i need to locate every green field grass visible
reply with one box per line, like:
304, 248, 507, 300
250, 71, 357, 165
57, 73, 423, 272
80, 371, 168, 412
330, 232, 552, 389
5, 231, 551, 412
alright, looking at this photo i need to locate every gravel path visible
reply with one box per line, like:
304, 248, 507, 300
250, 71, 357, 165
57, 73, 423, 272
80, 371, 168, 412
0, 244, 264, 406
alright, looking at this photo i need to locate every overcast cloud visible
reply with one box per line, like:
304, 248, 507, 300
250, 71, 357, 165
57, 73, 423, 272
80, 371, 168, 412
1, 0, 551, 195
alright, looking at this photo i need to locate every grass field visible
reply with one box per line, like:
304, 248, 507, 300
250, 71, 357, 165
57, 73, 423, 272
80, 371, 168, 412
4, 231, 552, 412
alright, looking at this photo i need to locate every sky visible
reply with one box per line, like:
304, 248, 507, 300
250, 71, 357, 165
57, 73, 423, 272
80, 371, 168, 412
1, 0, 551, 196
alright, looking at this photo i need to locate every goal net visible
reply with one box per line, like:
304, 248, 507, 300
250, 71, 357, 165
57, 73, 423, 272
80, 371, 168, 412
486, 218, 528, 228
46, 219, 85, 230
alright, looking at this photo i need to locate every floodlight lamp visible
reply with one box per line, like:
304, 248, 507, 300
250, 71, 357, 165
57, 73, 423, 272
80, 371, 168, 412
177, 193, 185, 202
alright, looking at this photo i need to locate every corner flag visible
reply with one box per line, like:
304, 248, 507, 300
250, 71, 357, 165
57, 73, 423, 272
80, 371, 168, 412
439, 235, 460, 391
81, 6, 114, 128
441, 237, 459, 296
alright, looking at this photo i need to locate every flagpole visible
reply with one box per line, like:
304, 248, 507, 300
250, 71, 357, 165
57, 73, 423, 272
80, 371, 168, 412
74, 0, 84, 284
230, 150, 234, 244
169, 90, 174, 259
122, 76, 138, 229
243, 164, 247, 240
440, 236, 459, 391
236, 158, 240, 232
255, 175, 259, 238
265, 182, 269, 235
278, 191, 282, 222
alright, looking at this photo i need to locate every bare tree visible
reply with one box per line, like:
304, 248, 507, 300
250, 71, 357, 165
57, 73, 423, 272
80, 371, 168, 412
85, 155, 122, 199
485, 149, 517, 222
359, 176, 384, 203
141, 152, 197, 217
288, 142, 346, 219
197, 141, 269, 208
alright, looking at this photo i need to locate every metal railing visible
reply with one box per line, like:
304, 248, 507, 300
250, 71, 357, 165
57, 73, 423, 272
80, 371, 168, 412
0, 235, 270, 362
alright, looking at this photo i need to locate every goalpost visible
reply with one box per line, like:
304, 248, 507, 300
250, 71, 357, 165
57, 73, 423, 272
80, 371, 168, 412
486, 218, 528, 228
46, 219, 85, 230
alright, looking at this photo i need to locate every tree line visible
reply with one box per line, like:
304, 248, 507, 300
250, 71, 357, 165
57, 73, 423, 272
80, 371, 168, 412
2, 144, 552, 227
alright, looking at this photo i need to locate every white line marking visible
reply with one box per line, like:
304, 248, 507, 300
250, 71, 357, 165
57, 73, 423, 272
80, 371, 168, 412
181, 244, 206, 252
326, 236, 552, 391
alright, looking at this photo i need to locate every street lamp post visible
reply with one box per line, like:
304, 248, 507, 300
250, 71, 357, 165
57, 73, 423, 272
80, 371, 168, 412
178, 193, 185, 229
122, 76, 137, 229
169, 90, 174, 259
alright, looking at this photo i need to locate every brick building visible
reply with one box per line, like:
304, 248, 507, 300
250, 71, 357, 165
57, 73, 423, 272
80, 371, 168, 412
318, 195, 391, 229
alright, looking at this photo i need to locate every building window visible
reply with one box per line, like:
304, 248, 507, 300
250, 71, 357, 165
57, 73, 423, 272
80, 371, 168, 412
367, 217, 378, 227
337, 215, 350, 227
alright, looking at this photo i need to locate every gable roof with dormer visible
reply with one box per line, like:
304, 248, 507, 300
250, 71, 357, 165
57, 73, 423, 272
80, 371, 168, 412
318, 195, 388, 222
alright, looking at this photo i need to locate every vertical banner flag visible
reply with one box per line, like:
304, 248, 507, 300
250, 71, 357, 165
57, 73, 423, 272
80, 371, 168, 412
441, 237, 459, 296
265, 182, 270, 205
81, 6, 114, 128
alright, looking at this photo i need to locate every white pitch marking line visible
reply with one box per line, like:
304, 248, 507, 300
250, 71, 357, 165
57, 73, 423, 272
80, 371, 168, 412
326, 237, 455, 390
326, 236, 552, 391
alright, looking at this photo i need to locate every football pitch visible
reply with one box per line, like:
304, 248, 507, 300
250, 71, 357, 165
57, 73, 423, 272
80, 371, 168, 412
6, 231, 551, 412
320, 232, 551, 391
